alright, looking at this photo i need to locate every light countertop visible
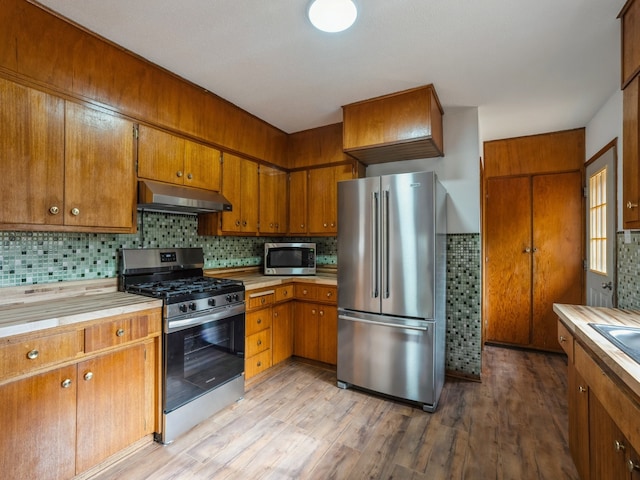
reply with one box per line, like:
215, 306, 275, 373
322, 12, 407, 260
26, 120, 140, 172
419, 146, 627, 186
554, 303, 640, 399
0, 279, 162, 338
204, 268, 337, 291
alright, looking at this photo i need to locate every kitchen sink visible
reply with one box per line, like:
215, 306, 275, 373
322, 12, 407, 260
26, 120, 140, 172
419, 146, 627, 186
589, 323, 640, 364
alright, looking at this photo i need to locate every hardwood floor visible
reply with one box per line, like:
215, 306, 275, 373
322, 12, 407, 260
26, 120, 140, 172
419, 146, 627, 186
89, 346, 578, 479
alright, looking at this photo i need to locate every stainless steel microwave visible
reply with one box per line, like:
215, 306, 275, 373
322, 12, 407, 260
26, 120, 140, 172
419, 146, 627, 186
264, 242, 316, 275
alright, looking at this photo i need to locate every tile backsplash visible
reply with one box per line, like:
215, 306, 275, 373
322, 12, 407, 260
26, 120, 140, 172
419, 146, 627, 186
0, 212, 481, 378
618, 231, 640, 309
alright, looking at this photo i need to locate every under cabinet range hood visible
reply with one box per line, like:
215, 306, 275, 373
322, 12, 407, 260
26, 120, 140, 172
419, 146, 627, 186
137, 180, 232, 214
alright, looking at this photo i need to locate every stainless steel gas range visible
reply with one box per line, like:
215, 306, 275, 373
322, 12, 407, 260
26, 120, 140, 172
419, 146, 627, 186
119, 247, 245, 444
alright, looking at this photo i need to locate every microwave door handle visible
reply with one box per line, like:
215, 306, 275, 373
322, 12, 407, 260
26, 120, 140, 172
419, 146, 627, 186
372, 191, 379, 298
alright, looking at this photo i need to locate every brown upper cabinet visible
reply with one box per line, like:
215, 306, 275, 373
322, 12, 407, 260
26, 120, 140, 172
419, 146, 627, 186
259, 165, 288, 234
287, 123, 350, 168
0, 77, 136, 233
621, 0, 640, 89
307, 164, 359, 235
137, 125, 221, 191
342, 84, 444, 165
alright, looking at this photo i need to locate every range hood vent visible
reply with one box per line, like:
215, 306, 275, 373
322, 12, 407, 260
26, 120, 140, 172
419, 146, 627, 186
137, 180, 232, 215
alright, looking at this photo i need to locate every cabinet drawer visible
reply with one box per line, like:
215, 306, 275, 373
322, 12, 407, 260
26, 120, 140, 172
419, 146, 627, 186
245, 349, 272, 379
317, 286, 337, 304
247, 291, 274, 310
0, 329, 83, 379
246, 308, 272, 336
275, 285, 293, 303
557, 320, 574, 362
84, 314, 149, 353
246, 329, 271, 358
295, 284, 317, 300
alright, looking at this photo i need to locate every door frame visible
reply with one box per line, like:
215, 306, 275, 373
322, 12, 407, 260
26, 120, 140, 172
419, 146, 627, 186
584, 138, 618, 307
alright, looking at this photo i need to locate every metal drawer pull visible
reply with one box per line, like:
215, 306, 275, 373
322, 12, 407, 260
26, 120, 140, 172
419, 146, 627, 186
578, 385, 586, 393
614, 440, 626, 452
257, 318, 262, 324
257, 339, 262, 346
70, 207, 80, 216
627, 201, 638, 209
116, 328, 125, 337
27, 349, 39, 360
84, 372, 94, 381
49, 206, 59, 215
257, 361, 262, 367
326, 291, 333, 297
61, 379, 72, 389
559, 335, 566, 343
628, 459, 640, 472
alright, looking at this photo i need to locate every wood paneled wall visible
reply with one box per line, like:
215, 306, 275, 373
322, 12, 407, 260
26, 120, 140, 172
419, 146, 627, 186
1, 0, 288, 167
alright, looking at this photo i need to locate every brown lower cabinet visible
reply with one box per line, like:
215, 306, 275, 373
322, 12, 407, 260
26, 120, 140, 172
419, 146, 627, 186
0, 308, 161, 480
559, 320, 640, 479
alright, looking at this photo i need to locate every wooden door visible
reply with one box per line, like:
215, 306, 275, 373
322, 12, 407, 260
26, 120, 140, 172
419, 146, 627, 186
137, 124, 185, 185
240, 157, 259, 233
568, 364, 590, 480
184, 140, 221, 190
317, 304, 338, 365
76, 343, 146, 473
289, 170, 308, 234
0, 78, 65, 226
293, 302, 319, 360
589, 391, 630, 479
259, 165, 286, 234
273, 169, 288, 234
220, 153, 243, 232
484, 176, 532, 345
0, 366, 77, 480
65, 102, 136, 230
531, 172, 583, 350
272, 302, 293, 365
308, 164, 352, 235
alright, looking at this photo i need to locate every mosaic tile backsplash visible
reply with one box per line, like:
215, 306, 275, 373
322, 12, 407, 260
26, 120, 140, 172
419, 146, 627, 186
0, 212, 482, 378
618, 231, 640, 309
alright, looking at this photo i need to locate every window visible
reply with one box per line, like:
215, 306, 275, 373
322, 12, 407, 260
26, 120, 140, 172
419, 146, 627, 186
589, 167, 607, 274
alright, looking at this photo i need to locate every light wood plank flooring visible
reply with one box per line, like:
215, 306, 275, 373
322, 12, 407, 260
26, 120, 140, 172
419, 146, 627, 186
89, 346, 578, 479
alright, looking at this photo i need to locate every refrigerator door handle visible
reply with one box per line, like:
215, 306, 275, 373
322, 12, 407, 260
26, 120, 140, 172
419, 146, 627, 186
372, 191, 379, 298
338, 314, 428, 332
382, 189, 390, 299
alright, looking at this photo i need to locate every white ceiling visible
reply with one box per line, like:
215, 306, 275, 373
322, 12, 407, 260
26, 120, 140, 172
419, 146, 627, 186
35, 0, 627, 141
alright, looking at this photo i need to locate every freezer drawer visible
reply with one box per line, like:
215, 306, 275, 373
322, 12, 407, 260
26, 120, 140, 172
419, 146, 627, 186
336, 311, 438, 410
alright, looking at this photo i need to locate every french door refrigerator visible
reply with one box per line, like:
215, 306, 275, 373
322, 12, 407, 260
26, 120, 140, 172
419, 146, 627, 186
337, 171, 447, 412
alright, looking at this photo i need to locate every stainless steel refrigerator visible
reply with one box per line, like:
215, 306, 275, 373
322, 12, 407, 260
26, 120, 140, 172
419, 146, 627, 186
337, 171, 447, 412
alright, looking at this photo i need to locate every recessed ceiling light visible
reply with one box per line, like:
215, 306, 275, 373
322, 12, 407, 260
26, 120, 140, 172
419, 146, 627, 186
308, 0, 358, 33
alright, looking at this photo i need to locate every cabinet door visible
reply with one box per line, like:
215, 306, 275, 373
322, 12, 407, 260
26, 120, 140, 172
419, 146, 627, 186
240, 158, 259, 233
484, 176, 532, 345
220, 153, 243, 232
76, 343, 147, 473
293, 302, 319, 360
318, 304, 337, 365
0, 365, 77, 480
0, 78, 65, 226
308, 166, 337, 234
624, 76, 640, 228
622, 0, 640, 88
272, 302, 293, 365
568, 364, 590, 480
184, 140, 221, 190
531, 172, 583, 350
589, 391, 630, 480
259, 165, 287, 233
137, 124, 185, 185
65, 102, 135, 229
289, 170, 308, 234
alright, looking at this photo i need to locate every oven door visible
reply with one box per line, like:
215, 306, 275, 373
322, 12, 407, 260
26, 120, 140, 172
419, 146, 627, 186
164, 305, 245, 413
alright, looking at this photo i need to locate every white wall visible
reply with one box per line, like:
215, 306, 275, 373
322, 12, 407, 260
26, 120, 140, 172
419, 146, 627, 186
585, 89, 623, 228
365, 107, 480, 234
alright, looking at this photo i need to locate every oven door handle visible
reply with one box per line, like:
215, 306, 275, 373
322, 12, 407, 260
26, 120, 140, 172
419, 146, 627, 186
167, 303, 246, 333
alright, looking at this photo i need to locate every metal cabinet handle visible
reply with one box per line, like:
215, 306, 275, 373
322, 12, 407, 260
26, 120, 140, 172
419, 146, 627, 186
187, 173, 193, 180
242, 221, 247, 227
269, 223, 274, 228
177, 170, 183, 178
319, 310, 324, 316
559, 335, 566, 343
628, 459, 640, 472
116, 328, 125, 337
303, 289, 308, 295
71, 207, 80, 216
602, 281, 613, 290
300, 224, 305, 228
323, 223, 328, 228
326, 291, 333, 298
61, 379, 72, 389
27, 349, 39, 360
257, 339, 262, 346
257, 361, 262, 367
312, 309, 317, 314
614, 440, 626, 452
274, 312, 278, 317
283, 290, 288, 296
627, 201, 638, 209
49, 206, 60, 215
257, 318, 262, 324
235, 220, 241, 227
523, 248, 531, 253
260, 297, 266, 304
84, 371, 93, 381
578, 385, 587, 393
330, 222, 336, 228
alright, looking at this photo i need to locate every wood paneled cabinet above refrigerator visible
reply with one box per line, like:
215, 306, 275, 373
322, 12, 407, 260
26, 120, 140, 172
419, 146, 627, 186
0, 77, 136, 233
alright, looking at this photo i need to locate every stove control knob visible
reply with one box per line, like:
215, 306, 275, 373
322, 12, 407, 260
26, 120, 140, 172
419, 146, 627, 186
226, 294, 232, 303
208, 298, 216, 307
233, 294, 240, 302
179, 304, 188, 313
189, 302, 197, 311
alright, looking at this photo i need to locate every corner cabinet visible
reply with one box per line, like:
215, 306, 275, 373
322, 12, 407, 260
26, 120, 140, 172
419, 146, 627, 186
307, 163, 359, 235
0, 77, 136, 232
137, 124, 221, 191
0, 307, 161, 480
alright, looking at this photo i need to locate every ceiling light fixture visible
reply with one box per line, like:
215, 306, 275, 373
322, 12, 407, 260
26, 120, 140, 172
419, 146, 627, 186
308, 0, 358, 33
